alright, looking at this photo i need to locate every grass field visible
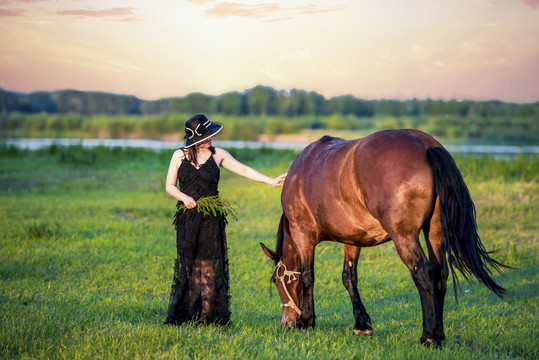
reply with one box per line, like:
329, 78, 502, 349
0, 146, 537, 359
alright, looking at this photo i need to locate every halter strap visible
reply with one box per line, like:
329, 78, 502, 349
274, 261, 302, 316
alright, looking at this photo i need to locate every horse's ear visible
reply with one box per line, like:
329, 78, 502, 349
260, 243, 275, 261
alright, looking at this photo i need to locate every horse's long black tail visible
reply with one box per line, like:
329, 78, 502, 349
426, 147, 508, 299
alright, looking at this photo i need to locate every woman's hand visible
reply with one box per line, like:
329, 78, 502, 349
268, 173, 287, 187
183, 196, 197, 209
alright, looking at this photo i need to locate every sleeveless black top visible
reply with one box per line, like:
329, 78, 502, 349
177, 155, 220, 201
173, 155, 227, 260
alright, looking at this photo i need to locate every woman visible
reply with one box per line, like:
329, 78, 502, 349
164, 114, 286, 326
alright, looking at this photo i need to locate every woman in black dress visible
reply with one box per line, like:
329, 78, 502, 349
164, 114, 286, 326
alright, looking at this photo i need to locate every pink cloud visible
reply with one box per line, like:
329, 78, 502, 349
56, 7, 139, 19
521, 0, 539, 7
0, 9, 25, 17
206, 2, 344, 22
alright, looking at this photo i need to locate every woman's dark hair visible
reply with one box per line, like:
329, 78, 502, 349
185, 142, 215, 167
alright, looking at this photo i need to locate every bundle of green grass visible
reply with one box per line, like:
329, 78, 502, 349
176, 196, 239, 221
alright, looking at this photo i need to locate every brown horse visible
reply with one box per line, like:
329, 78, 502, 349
260, 129, 507, 346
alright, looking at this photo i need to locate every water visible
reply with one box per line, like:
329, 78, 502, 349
2, 138, 538, 156
0, 138, 309, 151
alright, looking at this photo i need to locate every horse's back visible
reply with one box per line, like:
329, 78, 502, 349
282, 129, 441, 245
356, 129, 440, 200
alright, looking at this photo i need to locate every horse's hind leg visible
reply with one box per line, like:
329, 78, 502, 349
391, 232, 445, 346
342, 244, 373, 336
423, 200, 448, 341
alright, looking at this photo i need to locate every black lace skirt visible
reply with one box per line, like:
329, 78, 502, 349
165, 208, 230, 326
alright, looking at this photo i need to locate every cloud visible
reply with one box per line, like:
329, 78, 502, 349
0, 9, 25, 17
186, 0, 216, 4
279, 49, 313, 62
205, 2, 344, 22
0, 0, 47, 3
0, 0, 51, 17
520, 0, 539, 8
56, 7, 140, 21
495, 0, 539, 8
261, 48, 356, 88
412, 44, 434, 60
61, 57, 147, 74
0, 0, 46, 5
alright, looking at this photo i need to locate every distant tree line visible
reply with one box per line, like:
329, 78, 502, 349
2, 112, 537, 145
1, 86, 537, 118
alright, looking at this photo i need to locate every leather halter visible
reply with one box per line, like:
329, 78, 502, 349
274, 261, 302, 316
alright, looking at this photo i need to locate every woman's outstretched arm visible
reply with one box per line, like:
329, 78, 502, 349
216, 147, 286, 187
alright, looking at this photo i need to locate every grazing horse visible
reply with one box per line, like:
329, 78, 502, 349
260, 129, 507, 346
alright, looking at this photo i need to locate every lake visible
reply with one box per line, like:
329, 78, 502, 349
2, 138, 538, 157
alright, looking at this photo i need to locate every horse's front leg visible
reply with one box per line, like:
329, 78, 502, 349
297, 245, 316, 329
342, 244, 373, 336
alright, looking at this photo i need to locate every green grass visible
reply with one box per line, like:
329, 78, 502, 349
0, 147, 537, 359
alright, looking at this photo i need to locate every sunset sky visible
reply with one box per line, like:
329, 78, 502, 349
1, 0, 538, 102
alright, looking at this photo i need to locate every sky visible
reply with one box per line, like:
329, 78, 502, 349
0, 0, 538, 103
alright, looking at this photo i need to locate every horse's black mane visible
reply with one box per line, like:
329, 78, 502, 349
274, 214, 284, 265
319, 135, 342, 142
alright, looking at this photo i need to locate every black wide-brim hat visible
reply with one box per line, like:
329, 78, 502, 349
183, 114, 223, 148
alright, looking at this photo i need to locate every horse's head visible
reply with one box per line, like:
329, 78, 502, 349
260, 243, 302, 327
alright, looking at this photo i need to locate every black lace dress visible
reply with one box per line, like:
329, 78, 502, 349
165, 155, 230, 326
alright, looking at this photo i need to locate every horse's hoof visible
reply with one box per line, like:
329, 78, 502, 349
420, 338, 442, 348
353, 328, 373, 336
294, 318, 315, 330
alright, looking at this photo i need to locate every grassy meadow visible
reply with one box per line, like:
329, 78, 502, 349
0, 145, 537, 359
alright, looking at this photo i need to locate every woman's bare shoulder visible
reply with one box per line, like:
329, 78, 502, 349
215, 146, 234, 156
213, 147, 225, 154
213, 147, 231, 166
171, 148, 186, 164
173, 148, 186, 156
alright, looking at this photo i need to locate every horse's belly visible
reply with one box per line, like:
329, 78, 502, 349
320, 212, 390, 247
